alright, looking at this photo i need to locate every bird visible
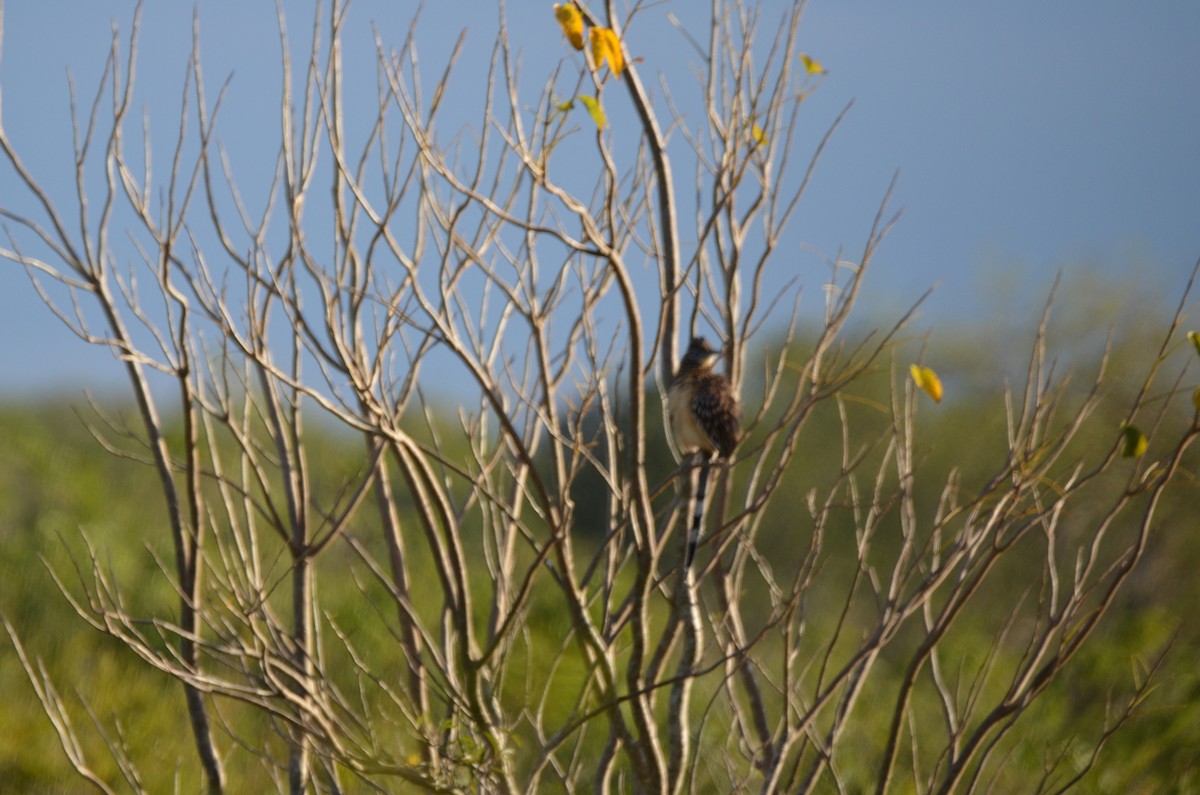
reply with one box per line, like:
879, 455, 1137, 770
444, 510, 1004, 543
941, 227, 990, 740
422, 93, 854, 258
667, 337, 741, 569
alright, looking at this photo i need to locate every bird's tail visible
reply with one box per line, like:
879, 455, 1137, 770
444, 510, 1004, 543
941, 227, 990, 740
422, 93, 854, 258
684, 456, 713, 570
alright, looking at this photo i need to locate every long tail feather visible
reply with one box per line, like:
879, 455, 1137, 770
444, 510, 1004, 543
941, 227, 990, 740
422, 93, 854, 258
684, 458, 712, 570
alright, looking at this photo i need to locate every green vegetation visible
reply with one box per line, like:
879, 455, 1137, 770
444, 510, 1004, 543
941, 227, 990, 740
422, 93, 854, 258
0, 0, 1195, 789
2, 290, 1198, 792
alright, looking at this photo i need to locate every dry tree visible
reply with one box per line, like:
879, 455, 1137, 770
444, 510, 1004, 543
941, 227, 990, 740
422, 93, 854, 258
1, 1, 1197, 792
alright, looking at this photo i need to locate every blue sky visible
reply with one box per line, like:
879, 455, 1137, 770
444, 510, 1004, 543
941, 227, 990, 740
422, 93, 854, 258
0, 1, 1197, 396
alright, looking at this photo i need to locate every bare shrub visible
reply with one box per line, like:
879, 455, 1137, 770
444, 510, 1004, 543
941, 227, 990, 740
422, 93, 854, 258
2, 1, 1197, 792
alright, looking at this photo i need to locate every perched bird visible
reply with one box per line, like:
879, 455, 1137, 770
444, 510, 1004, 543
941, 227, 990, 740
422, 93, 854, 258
668, 337, 741, 569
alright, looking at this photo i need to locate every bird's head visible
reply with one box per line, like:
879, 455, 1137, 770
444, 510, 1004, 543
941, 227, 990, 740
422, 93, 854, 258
682, 336, 722, 371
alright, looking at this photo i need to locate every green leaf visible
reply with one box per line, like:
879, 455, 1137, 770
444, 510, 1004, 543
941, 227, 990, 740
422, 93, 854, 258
578, 95, 606, 129
1188, 330, 1200, 357
1120, 424, 1148, 458
800, 53, 827, 75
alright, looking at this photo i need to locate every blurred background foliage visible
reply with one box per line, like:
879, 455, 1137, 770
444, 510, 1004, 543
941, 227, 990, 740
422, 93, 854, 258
1, 269, 1197, 792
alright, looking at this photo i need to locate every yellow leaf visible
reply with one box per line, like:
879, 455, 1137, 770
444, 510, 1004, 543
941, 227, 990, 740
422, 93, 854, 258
578, 95, 606, 129
589, 26, 626, 78
554, 4, 585, 51
1120, 424, 1148, 458
751, 123, 767, 147
1192, 386, 1200, 415
800, 53, 826, 75
909, 364, 943, 403
1188, 330, 1200, 357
